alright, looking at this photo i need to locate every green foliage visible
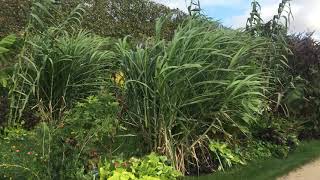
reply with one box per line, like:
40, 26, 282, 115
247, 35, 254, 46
242, 140, 292, 160
0, 0, 186, 40
45, 94, 119, 179
0, 34, 18, 127
0, 94, 119, 179
10, 30, 114, 123
187, 141, 320, 180
0, 34, 17, 88
242, 141, 273, 160
254, 117, 299, 145
0, 34, 16, 55
8, 0, 115, 124
1, 0, 320, 178
118, 17, 272, 174
209, 141, 245, 171
64, 94, 119, 137
99, 153, 181, 180
285, 34, 320, 138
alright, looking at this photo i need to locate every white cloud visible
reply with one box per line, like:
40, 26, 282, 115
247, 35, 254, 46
152, 0, 188, 11
154, 0, 320, 39
227, 0, 320, 37
153, 0, 244, 12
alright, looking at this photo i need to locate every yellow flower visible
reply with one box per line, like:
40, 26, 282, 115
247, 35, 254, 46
114, 71, 125, 87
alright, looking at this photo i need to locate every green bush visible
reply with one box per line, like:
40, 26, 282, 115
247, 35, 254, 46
209, 141, 246, 171
0, 93, 120, 179
99, 153, 181, 180
286, 34, 320, 138
45, 93, 120, 179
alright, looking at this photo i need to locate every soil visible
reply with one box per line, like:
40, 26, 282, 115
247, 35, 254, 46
278, 158, 320, 180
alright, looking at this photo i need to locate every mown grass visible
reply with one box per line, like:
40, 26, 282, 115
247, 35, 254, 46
185, 140, 320, 180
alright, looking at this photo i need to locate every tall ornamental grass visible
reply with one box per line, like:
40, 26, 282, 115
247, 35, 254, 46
8, 0, 115, 124
118, 18, 271, 174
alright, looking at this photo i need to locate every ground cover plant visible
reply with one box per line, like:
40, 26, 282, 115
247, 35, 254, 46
0, 0, 320, 179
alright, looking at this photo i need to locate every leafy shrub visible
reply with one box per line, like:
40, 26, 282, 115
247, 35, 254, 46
209, 141, 245, 171
242, 141, 273, 160
44, 93, 119, 179
99, 153, 181, 180
0, 93, 120, 179
253, 116, 299, 149
286, 34, 320, 138
242, 140, 291, 160
118, 17, 273, 174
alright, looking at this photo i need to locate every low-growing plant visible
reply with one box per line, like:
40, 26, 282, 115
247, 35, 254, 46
209, 141, 245, 171
0, 126, 45, 179
99, 153, 181, 180
253, 116, 299, 148
242, 140, 273, 160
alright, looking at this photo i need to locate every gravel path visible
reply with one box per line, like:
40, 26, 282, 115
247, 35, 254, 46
278, 159, 320, 180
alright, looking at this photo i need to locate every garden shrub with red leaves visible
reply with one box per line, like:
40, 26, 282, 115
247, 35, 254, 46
285, 33, 320, 138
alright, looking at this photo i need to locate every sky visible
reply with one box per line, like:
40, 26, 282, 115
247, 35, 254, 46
153, 0, 320, 38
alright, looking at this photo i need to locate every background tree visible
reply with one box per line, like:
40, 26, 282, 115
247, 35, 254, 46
0, 0, 186, 39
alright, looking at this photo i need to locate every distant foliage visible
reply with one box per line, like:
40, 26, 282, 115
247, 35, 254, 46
0, 0, 186, 40
288, 34, 320, 84
0, 0, 31, 37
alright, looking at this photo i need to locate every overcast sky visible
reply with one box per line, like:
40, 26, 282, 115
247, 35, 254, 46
153, 0, 320, 38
